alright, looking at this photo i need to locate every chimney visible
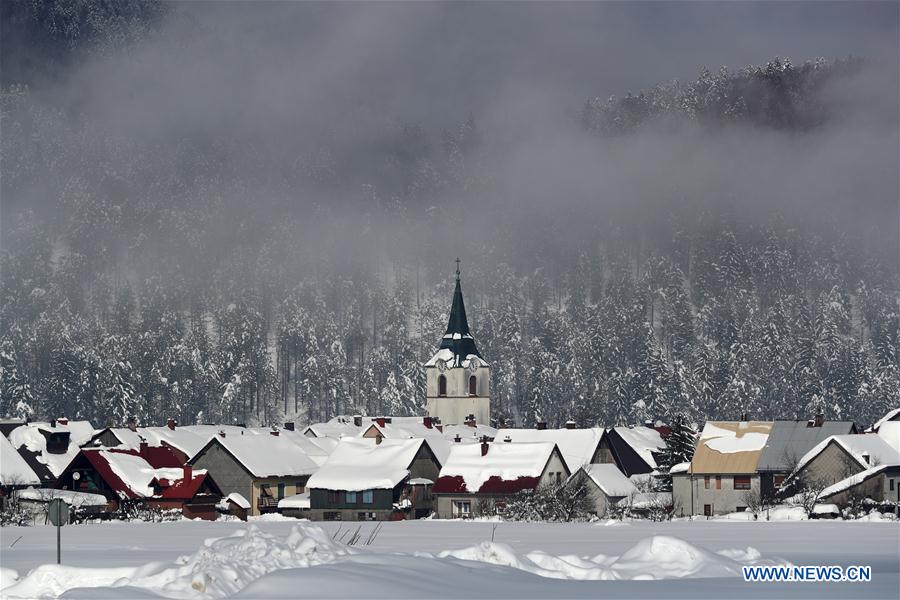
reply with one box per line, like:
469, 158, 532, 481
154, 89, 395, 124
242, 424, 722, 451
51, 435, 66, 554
139, 441, 148, 455
57, 417, 69, 426
644, 420, 653, 428
384, 417, 392, 424
498, 418, 506, 429
465, 414, 476, 428
480, 438, 489, 456
183, 465, 193, 481
536, 421, 547, 431
353, 415, 363, 427
127, 417, 137, 432
375, 433, 383, 445
423, 416, 433, 429
167, 418, 177, 431
375, 417, 386, 428
565, 420, 576, 430
454, 434, 461, 443
270, 428, 280, 436
739, 412, 748, 422
283, 422, 295, 431
814, 413, 824, 427
218, 430, 226, 438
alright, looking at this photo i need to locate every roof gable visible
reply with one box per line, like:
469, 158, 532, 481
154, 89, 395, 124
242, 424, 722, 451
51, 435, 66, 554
688, 421, 773, 474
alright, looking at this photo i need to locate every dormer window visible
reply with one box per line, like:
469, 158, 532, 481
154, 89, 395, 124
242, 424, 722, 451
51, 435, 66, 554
438, 375, 447, 397
468, 375, 477, 397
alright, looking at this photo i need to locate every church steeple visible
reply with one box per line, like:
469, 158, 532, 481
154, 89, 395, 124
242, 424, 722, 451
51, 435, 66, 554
439, 258, 481, 363
424, 259, 491, 426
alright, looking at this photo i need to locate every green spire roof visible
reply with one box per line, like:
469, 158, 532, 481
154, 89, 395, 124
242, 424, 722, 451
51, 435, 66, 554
437, 260, 481, 363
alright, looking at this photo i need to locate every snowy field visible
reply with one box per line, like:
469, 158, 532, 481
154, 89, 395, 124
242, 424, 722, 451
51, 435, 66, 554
1, 518, 898, 599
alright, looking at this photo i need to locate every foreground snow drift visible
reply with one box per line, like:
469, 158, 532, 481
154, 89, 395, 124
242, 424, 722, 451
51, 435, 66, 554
1, 523, 790, 599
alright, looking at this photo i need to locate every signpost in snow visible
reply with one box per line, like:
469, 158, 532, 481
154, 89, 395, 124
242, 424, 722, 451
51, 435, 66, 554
47, 498, 68, 564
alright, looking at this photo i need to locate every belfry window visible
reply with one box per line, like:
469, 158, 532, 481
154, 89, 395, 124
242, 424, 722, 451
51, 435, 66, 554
438, 375, 447, 397
468, 375, 477, 396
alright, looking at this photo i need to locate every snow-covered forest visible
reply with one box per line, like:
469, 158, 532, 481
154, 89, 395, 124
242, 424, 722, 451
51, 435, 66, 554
1, 2, 898, 429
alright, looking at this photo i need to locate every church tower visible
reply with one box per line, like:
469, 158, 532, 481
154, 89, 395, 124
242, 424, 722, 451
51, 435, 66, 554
425, 260, 490, 425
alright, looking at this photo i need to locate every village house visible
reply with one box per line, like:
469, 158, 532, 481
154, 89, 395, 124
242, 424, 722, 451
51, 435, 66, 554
569, 463, 637, 518
785, 429, 900, 493
594, 425, 667, 477
188, 431, 321, 516
306, 437, 442, 521
817, 463, 900, 509
432, 440, 570, 518
868, 407, 900, 433
755, 416, 857, 500
672, 421, 773, 516
56, 447, 222, 519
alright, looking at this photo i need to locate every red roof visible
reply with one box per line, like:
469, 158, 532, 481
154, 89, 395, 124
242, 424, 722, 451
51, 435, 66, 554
155, 472, 215, 501
106, 445, 184, 468
432, 474, 541, 495
78, 450, 212, 501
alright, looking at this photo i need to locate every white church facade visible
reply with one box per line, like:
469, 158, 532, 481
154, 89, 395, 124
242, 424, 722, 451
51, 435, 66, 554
424, 263, 491, 426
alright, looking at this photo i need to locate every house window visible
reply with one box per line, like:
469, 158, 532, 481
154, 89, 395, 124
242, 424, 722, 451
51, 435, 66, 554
328, 490, 341, 504
734, 476, 751, 490
773, 475, 785, 488
715, 475, 721, 490
358, 511, 377, 521
363, 490, 374, 504
295, 481, 305, 494
704, 476, 710, 489
703, 504, 711, 517
890, 479, 895, 491
277, 483, 286, 499
438, 375, 447, 397
346, 491, 357, 503
468, 375, 477, 396
555, 472, 562, 485
453, 500, 471, 518
736, 506, 747, 512
323, 511, 342, 521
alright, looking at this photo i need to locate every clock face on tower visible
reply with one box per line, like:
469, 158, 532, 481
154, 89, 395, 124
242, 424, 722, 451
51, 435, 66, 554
436, 359, 447, 372
468, 357, 480, 371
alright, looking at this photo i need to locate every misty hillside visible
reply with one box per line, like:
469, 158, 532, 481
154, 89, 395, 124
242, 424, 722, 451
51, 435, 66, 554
1, 2, 897, 430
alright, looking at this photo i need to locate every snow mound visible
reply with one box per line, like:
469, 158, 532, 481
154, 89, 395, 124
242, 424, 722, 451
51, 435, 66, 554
2, 524, 351, 599
436, 535, 787, 582
2, 527, 791, 598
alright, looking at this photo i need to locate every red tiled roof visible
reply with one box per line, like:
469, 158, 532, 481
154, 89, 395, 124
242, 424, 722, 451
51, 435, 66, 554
155, 472, 215, 501
79, 450, 212, 501
81, 450, 140, 499
107, 445, 184, 468
432, 474, 541, 495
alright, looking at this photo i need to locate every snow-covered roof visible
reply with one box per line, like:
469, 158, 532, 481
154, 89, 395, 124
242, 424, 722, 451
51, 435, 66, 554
226, 492, 251, 509
277, 491, 310, 509
876, 421, 900, 454
669, 462, 691, 474
870, 407, 900, 432
302, 417, 365, 439
424, 348, 487, 369
306, 438, 434, 491
435, 441, 560, 493
90, 427, 146, 450
688, 421, 773, 475
795, 434, 900, 475
818, 464, 894, 501
578, 464, 637, 498
611, 426, 665, 469
134, 426, 212, 457
359, 421, 451, 465
442, 423, 498, 442
0, 434, 40, 486
7, 422, 95, 478
192, 434, 321, 478
495, 428, 604, 470
14, 488, 107, 507
99, 450, 187, 498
